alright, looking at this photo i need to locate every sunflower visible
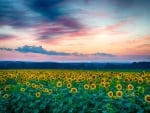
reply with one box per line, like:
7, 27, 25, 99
92, 75, 96, 80
3, 94, 9, 99
35, 84, 38, 89
101, 79, 105, 83
4, 85, 10, 91
57, 81, 62, 88
147, 80, 150, 85
116, 84, 122, 90
90, 83, 96, 90
144, 95, 150, 104
84, 84, 89, 90
43, 88, 49, 93
48, 89, 52, 95
104, 82, 110, 88
70, 88, 78, 94
138, 78, 143, 84
129, 78, 133, 82
20, 88, 25, 92
1, 78, 6, 84
12, 75, 17, 79
116, 91, 123, 98
127, 84, 134, 91
35, 92, 41, 98
107, 91, 113, 98
67, 83, 72, 89
124, 77, 129, 82
134, 77, 137, 81
100, 82, 105, 87
32, 83, 36, 88
39, 84, 44, 89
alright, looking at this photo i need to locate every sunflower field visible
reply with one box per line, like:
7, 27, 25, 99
0, 70, 150, 113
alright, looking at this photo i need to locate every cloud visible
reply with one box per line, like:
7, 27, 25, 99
110, 35, 150, 55
36, 19, 130, 44
103, 20, 130, 33
25, 0, 83, 29
112, 0, 150, 9
0, 0, 84, 41
0, 0, 82, 29
24, 0, 65, 21
15, 45, 70, 56
15, 45, 116, 57
123, 35, 150, 45
112, 0, 136, 8
0, 45, 116, 57
137, 44, 150, 48
35, 23, 76, 40
127, 55, 150, 59
1, 49, 149, 62
0, 34, 16, 40
92, 53, 116, 57
0, 0, 36, 27
0, 47, 13, 51
0, 34, 14, 40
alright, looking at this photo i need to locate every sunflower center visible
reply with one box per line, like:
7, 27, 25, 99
118, 92, 121, 96
146, 96, 150, 101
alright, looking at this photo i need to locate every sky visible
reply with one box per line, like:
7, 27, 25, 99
0, 0, 150, 62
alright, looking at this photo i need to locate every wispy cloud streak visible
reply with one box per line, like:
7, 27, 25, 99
0, 34, 16, 40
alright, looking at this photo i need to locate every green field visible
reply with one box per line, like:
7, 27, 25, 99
0, 70, 150, 113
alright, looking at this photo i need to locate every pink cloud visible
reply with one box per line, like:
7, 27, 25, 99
108, 30, 128, 35
34, 20, 130, 45
79, 9, 110, 18
125, 35, 150, 44
137, 44, 150, 48
0, 50, 149, 62
110, 35, 150, 55
0, 34, 17, 41
102, 20, 130, 32
67, 20, 130, 37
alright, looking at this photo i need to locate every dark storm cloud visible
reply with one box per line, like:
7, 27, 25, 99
0, 0, 149, 27
24, 0, 82, 30
0, 0, 37, 27
0, 0, 83, 39
0, 0, 82, 29
112, 0, 150, 9
24, 0, 65, 21
112, 0, 136, 8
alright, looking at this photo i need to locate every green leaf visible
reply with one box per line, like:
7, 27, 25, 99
34, 109, 39, 113
40, 104, 46, 109
35, 99, 41, 103
29, 102, 34, 108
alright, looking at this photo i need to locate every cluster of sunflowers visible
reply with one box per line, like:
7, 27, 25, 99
0, 70, 150, 113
